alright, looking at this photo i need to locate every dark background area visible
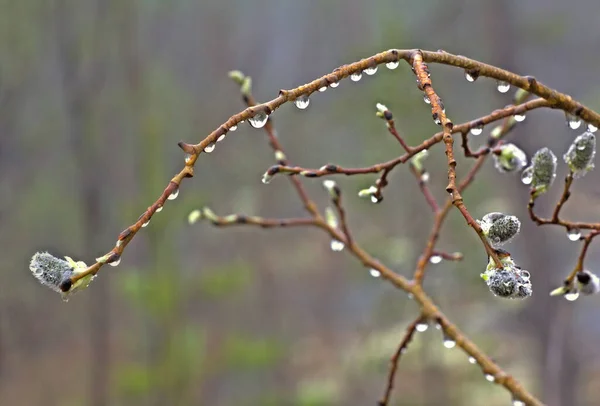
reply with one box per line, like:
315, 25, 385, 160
1, 0, 600, 405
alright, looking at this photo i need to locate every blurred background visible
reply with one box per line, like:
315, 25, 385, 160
2, 0, 600, 405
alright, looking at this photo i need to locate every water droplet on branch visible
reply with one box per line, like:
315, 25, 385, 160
204, 143, 216, 153
386, 61, 399, 70
415, 322, 429, 332
470, 125, 483, 136
369, 268, 381, 278
294, 95, 310, 110
514, 113, 526, 122
350, 72, 363, 82
520, 167, 533, 185
364, 66, 378, 75
330, 240, 345, 252
430, 255, 442, 264
496, 81, 510, 93
567, 228, 581, 241
248, 112, 269, 128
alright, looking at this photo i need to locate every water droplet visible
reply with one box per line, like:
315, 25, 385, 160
204, 143, 216, 153
443, 337, 456, 349
364, 66, 378, 75
512, 399, 526, 406
430, 255, 442, 264
587, 123, 598, 133
407, 293, 414, 300
141, 220, 150, 228
567, 228, 581, 241
485, 374, 495, 382
565, 291, 579, 301
468, 356, 477, 364
433, 114, 441, 125
294, 95, 310, 110
470, 125, 483, 136
567, 115, 582, 130
350, 72, 363, 82
420, 172, 430, 182
423, 94, 431, 104
261, 174, 272, 184
184, 153, 193, 163
386, 61, 399, 70
330, 82, 339, 88
577, 143, 586, 151
435, 323, 442, 330
520, 167, 533, 185
370, 195, 381, 204
217, 134, 226, 142
109, 258, 121, 267
369, 268, 381, 278
168, 189, 179, 200
514, 113, 526, 122
465, 71, 477, 82
415, 322, 429, 332
318, 86, 327, 92
496, 81, 510, 93
229, 125, 237, 132
330, 239, 345, 252
155, 205, 163, 213
248, 112, 269, 128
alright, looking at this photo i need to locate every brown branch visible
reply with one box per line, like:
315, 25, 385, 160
56, 48, 600, 406
411, 51, 501, 269
265, 99, 549, 182
194, 209, 318, 229
378, 315, 424, 406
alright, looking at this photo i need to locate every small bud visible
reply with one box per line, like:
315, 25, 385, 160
274, 150, 286, 163
322, 180, 340, 200
411, 149, 429, 173
563, 131, 596, 178
513, 88, 529, 103
188, 209, 202, 224
228, 70, 246, 85
201, 207, 218, 223
324, 207, 338, 228
576, 270, 600, 295
375, 103, 389, 119
358, 186, 378, 198
528, 147, 557, 197
490, 125, 503, 139
493, 143, 527, 173
240, 77, 252, 96
479, 212, 521, 248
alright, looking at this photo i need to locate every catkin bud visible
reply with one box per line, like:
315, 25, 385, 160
563, 131, 596, 178
30, 252, 73, 294
493, 143, 527, 173
478, 212, 521, 248
529, 147, 557, 196
576, 270, 600, 295
485, 265, 532, 299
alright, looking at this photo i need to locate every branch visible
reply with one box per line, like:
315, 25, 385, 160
378, 315, 424, 406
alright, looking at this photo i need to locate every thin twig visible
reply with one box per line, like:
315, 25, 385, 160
378, 315, 424, 406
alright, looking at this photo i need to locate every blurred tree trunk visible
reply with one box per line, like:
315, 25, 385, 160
55, 0, 111, 405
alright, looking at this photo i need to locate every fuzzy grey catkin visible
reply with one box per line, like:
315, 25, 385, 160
479, 212, 521, 248
564, 131, 596, 178
529, 147, 557, 196
29, 252, 74, 293
486, 266, 532, 299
